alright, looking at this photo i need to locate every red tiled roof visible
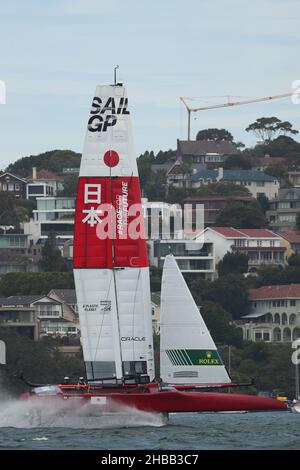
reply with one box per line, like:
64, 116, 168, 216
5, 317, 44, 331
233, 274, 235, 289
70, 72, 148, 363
237, 228, 280, 238
26, 169, 64, 181
249, 284, 300, 300
280, 230, 300, 244
183, 195, 253, 202
209, 227, 245, 237
209, 227, 280, 238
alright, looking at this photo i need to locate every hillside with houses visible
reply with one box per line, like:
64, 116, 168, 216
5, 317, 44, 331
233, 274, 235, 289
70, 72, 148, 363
1, 118, 300, 396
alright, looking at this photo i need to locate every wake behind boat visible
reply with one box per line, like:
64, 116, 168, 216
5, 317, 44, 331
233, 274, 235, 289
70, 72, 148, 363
20, 79, 287, 416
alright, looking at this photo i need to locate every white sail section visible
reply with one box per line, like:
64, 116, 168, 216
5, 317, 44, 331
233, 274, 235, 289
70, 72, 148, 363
80, 84, 138, 178
160, 255, 231, 385
74, 268, 154, 381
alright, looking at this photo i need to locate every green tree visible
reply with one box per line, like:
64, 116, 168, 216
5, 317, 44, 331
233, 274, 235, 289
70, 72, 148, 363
239, 343, 294, 396
218, 252, 249, 276
264, 164, 287, 182
0, 272, 74, 296
224, 155, 251, 170
165, 186, 195, 204
0, 329, 84, 393
201, 301, 243, 346
0, 194, 19, 227
7, 150, 81, 177
39, 232, 67, 272
0, 194, 36, 230
283, 266, 300, 284
144, 170, 167, 201
205, 274, 250, 319
246, 117, 298, 143
195, 182, 251, 197
256, 265, 284, 286
155, 149, 176, 163
256, 193, 270, 214
137, 152, 155, 188
150, 266, 162, 292
215, 202, 268, 228
288, 254, 300, 267
59, 174, 78, 197
196, 128, 234, 142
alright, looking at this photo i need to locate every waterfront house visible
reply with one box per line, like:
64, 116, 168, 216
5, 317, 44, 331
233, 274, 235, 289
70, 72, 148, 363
240, 284, 300, 343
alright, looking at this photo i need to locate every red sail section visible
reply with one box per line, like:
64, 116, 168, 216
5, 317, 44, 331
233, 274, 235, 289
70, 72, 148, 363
73, 176, 148, 269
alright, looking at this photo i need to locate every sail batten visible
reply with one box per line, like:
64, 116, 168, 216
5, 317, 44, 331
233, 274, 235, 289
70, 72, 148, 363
160, 255, 231, 385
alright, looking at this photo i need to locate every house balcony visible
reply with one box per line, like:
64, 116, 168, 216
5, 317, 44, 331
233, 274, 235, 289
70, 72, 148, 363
232, 246, 285, 266
238, 320, 300, 343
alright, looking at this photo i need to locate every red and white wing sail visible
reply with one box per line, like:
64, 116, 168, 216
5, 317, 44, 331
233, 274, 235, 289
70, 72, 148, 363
73, 85, 154, 381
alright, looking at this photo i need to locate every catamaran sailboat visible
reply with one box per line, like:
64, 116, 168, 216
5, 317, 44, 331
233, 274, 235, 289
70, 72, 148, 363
20, 81, 287, 414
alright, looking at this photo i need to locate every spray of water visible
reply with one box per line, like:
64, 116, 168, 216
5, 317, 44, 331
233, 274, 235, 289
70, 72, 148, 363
0, 397, 167, 429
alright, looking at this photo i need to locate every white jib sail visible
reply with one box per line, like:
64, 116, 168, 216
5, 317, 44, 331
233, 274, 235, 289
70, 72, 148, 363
160, 255, 231, 385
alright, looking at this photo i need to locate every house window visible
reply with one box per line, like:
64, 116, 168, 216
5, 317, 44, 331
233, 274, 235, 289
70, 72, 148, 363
8, 184, 14, 191
290, 300, 296, 307
256, 182, 265, 187
278, 202, 290, 209
38, 305, 60, 317
263, 332, 270, 341
279, 215, 296, 222
257, 240, 262, 247
2, 184, 7, 191
15, 184, 20, 191
255, 332, 263, 342
234, 239, 245, 247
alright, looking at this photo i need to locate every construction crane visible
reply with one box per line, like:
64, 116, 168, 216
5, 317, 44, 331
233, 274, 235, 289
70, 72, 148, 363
180, 92, 293, 140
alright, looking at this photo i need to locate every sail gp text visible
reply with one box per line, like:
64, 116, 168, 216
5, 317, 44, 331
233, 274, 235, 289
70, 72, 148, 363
100, 453, 199, 467
88, 96, 129, 132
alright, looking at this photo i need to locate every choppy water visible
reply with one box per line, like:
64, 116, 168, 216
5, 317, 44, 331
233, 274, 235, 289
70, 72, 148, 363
0, 398, 299, 450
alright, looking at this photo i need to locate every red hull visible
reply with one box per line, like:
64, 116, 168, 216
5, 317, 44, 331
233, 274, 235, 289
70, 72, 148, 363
20, 383, 287, 413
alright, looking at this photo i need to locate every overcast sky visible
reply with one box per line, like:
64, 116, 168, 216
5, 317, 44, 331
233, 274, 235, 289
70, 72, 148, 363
0, 0, 299, 169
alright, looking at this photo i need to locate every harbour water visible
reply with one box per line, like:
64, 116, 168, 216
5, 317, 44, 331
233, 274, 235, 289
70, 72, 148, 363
0, 402, 299, 450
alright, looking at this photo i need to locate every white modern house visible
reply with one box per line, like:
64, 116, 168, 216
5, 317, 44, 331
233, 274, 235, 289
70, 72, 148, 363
26, 168, 65, 199
148, 238, 215, 279
195, 227, 286, 273
240, 285, 300, 343
23, 196, 75, 242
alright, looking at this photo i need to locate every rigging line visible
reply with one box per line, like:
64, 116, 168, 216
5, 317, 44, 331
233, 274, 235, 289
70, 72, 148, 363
92, 271, 114, 364
131, 267, 142, 363
109, 144, 123, 378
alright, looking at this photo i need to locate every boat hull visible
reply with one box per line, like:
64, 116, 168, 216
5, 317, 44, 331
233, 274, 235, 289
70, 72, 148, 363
20, 386, 288, 413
